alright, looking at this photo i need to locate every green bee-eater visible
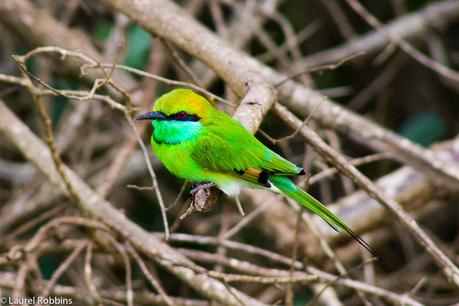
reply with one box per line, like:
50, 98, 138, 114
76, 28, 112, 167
137, 89, 372, 253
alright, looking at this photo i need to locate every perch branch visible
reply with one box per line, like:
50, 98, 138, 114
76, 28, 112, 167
101, 0, 459, 192
0, 100, 266, 306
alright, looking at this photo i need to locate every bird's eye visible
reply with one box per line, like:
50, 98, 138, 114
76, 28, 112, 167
176, 111, 188, 120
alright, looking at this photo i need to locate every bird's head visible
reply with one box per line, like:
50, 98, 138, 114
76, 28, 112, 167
136, 89, 214, 124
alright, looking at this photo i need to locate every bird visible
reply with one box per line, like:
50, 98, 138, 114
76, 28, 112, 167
136, 88, 373, 254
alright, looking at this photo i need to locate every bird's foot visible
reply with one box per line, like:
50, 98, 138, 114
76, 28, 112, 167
189, 182, 215, 196
180, 183, 222, 220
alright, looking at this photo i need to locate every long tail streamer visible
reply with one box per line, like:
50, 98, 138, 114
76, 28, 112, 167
270, 176, 376, 257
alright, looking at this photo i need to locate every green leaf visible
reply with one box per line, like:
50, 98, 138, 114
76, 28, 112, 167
398, 112, 446, 147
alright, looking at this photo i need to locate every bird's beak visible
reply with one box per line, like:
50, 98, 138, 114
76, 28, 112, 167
135, 111, 166, 121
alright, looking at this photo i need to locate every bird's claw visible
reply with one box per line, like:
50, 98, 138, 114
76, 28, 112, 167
189, 182, 215, 196
180, 183, 222, 220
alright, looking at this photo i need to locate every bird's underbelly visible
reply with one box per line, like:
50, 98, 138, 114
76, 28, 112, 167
160, 155, 247, 196
211, 174, 269, 197
151, 140, 268, 197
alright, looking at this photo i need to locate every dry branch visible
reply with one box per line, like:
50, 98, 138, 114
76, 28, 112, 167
313, 137, 459, 244
4, 0, 459, 191
95, 0, 459, 285
0, 99, 266, 306
101, 0, 459, 191
178, 249, 424, 306
0, 271, 208, 306
1, 0, 458, 302
274, 103, 459, 286
304, 0, 459, 66
102, 0, 277, 132
0, 0, 137, 93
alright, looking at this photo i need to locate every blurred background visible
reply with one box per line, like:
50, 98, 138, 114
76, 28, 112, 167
0, 0, 458, 305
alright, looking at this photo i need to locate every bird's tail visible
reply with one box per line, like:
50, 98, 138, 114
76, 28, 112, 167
269, 176, 375, 256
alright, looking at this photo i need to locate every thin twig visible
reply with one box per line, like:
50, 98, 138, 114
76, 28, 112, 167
84, 241, 103, 304
127, 117, 170, 240
126, 243, 176, 306
274, 52, 364, 87
234, 196, 245, 216
161, 38, 203, 86
87, 63, 233, 106
274, 103, 459, 287
344, 0, 459, 84
42, 240, 88, 297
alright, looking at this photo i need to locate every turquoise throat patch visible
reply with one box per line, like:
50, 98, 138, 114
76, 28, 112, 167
152, 120, 203, 145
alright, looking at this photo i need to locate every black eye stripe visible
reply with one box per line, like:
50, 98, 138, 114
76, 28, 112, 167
167, 112, 200, 121
185, 114, 200, 121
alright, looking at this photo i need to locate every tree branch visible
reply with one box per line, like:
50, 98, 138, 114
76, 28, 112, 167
0, 99, 266, 306
101, 0, 459, 191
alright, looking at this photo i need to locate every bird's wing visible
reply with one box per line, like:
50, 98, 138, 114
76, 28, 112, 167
191, 118, 303, 186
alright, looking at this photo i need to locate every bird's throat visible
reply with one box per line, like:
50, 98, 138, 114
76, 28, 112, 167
152, 120, 203, 145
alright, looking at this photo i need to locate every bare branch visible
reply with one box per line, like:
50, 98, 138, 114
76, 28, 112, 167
0, 100, 267, 306
274, 103, 459, 287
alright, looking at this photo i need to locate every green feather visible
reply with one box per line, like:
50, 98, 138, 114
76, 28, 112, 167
269, 176, 375, 256
191, 111, 301, 175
